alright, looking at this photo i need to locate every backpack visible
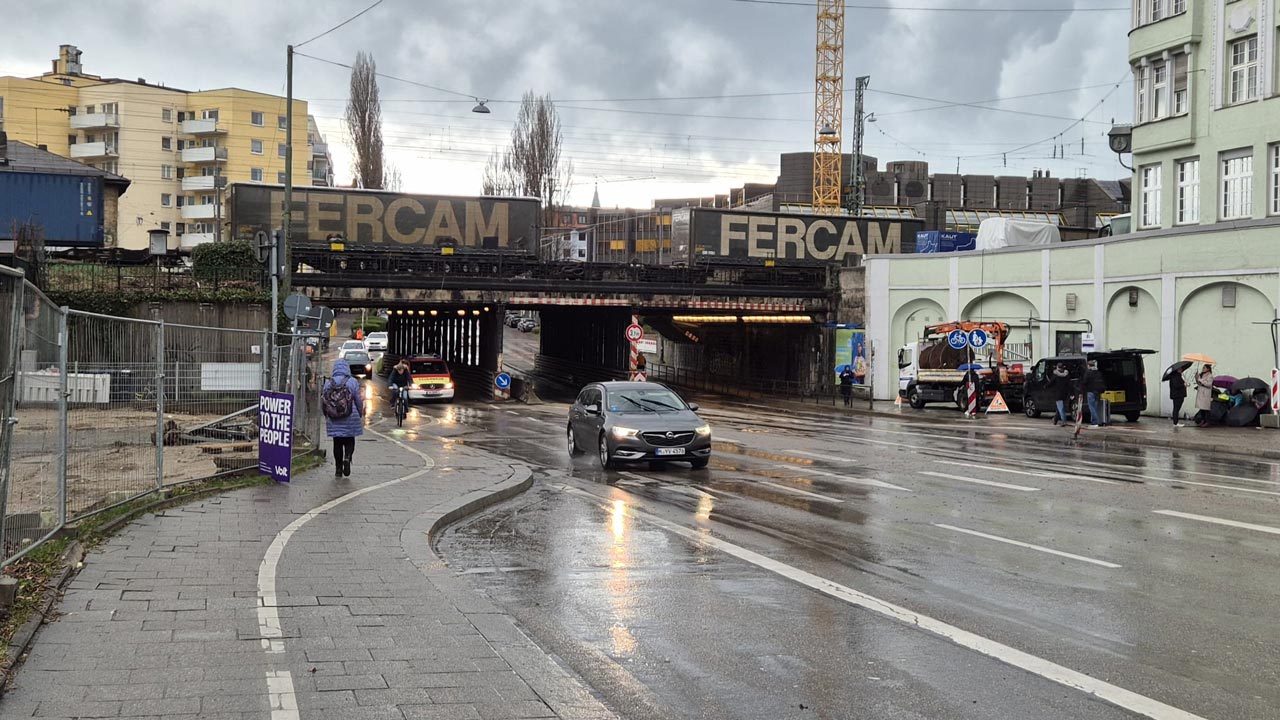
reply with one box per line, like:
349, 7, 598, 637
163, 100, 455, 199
322, 377, 355, 420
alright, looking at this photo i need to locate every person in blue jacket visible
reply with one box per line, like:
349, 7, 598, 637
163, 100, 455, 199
323, 359, 365, 477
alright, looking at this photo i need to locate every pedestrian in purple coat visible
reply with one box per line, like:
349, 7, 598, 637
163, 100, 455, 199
323, 359, 364, 477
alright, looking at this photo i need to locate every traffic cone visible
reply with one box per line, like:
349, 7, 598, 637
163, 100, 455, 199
894, 394, 903, 409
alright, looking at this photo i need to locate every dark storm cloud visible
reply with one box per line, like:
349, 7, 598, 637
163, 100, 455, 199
5, 0, 1131, 203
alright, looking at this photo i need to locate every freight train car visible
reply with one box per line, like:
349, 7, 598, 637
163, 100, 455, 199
671, 207, 922, 266
227, 184, 542, 274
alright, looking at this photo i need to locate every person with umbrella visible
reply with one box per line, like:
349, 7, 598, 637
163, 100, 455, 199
1163, 361, 1190, 427
1193, 363, 1215, 427
839, 364, 856, 407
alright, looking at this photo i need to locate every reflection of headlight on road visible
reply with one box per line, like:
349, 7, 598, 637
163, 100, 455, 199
695, 424, 711, 436
611, 426, 639, 440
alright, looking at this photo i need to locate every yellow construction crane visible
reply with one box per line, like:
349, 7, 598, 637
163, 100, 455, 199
812, 0, 845, 215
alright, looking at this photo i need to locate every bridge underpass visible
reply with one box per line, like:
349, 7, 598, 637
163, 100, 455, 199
300, 272, 841, 403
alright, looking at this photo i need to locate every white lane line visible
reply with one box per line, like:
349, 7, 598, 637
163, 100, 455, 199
933, 523, 1122, 569
787, 449, 857, 463
256, 428, 436, 720
796, 467, 913, 492
1153, 510, 1280, 536
558, 483, 1204, 720
936, 460, 1118, 485
1074, 459, 1280, 487
919, 471, 1039, 492
756, 480, 844, 503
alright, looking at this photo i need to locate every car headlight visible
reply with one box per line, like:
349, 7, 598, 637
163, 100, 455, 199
611, 426, 639, 440
445, 381, 455, 389
695, 424, 711, 436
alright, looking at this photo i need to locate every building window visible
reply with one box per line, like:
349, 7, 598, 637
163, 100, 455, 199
202, 109, 219, 120
162, 108, 172, 122
251, 168, 264, 182
278, 143, 287, 158
1140, 164, 1162, 228
1175, 159, 1199, 224
1221, 152, 1253, 220
1151, 61, 1168, 120
251, 111, 264, 126
278, 115, 287, 130
161, 136, 172, 151
176, 223, 185, 235
177, 196, 185, 208
1229, 36, 1258, 105
1271, 145, 1280, 215
86, 104, 95, 114
278, 171, 287, 184
1149, 0, 1162, 22
1171, 0, 1184, 14
1135, 65, 1148, 123
161, 193, 172, 207
161, 165, 174, 180
160, 222, 171, 232
251, 139, 263, 155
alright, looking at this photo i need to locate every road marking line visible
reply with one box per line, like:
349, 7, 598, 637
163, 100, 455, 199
933, 523, 1122, 569
1153, 510, 1280, 536
557, 483, 1204, 720
1075, 459, 1280, 487
919, 471, 1039, 492
256, 428, 436, 720
795, 466, 913, 492
936, 460, 1118, 485
757, 481, 844, 503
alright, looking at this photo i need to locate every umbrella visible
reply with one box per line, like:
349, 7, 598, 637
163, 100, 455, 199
1182, 353, 1217, 364
957, 363, 984, 371
1225, 404, 1260, 427
1231, 377, 1269, 394
1209, 402, 1230, 424
1212, 375, 1237, 389
1162, 361, 1192, 381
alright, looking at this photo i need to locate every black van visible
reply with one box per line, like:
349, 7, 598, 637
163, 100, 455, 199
1022, 349, 1154, 422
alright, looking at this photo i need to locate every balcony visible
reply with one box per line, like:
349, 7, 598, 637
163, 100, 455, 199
311, 142, 328, 156
182, 118, 225, 135
70, 112, 119, 130
181, 176, 217, 191
182, 146, 227, 164
181, 204, 218, 220
179, 232, 216, 250
69, 142, 118, 159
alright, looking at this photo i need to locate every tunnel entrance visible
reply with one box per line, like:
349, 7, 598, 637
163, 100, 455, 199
386, 307, 502, 401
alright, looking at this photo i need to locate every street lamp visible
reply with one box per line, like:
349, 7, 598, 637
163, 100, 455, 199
1108, 124, 1134, 171
471, 99, 491, 114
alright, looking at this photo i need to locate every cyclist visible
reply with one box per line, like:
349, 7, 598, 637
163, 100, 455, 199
388, 358, 412, 409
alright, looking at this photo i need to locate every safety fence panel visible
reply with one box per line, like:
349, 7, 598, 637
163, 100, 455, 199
4, 283, 67, 563
159, 323, 268, 486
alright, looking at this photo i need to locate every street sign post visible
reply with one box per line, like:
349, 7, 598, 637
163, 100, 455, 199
495, 373, 512, 390
636, 338, 658, 354
625, 324, 645, 343
258, 390, 294, 483
967, 329, 989, 349
947, 330, 968, 349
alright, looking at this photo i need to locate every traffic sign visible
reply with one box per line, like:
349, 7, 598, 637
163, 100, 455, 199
625, 324, 645, 343
636, 338, 658, 354
495, 373, 512, 390
282, 294, 312, 321
967, 328, 989, 349
632, 371, 647, 382
947, 330, 968, 349
1082, 332, 1096, 353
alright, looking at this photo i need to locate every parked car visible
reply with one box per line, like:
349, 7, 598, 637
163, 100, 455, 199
505, 314, 523, 328
338, 340, 367, 360
345, 350, 372, 378
567, 381, 711, 469
406, 355, 455, 402
1022, 349, 1154, 422
518, 318, 538, 333
365, 331, 388, 352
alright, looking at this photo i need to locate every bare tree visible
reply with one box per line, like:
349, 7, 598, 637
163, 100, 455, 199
384, 163, 402, 192
345, 51, 385, 189
481, 93, 572, 225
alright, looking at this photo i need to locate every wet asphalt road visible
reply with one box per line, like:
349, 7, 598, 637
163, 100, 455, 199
372, 377, 1279, 720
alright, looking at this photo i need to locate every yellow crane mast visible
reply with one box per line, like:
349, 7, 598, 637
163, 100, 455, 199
812, 0, 845, 215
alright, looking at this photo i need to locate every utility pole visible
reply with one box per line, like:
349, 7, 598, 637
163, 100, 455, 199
847, 75, 870, 217
213, 134, 222, 243
284, 45, 294, 301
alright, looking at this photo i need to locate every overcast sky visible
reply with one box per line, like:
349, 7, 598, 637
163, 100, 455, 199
4, 0, 1133, 207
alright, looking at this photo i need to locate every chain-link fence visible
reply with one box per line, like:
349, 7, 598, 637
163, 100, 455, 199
0, 267, 317, 566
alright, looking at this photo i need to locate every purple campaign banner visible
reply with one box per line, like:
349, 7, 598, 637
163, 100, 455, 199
258, 390, 294, 483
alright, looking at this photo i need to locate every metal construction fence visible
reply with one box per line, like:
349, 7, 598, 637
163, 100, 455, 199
0, 266, 320, 566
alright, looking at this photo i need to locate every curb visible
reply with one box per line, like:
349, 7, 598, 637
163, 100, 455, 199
763, 398, 1280, 462
0, 476, 269, 694
426, 464, 535, 545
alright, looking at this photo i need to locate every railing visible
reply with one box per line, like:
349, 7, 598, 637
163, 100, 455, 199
646, 363, 849, 406
45, 264, 265, 294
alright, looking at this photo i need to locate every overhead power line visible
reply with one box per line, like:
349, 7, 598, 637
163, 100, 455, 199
729, 0, 1126, 12
294, 0, 386, 48
293, 51, 482, 100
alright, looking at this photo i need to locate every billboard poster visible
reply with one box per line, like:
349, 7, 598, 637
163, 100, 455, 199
258, 390, 294, 483
834, 328, 867, 384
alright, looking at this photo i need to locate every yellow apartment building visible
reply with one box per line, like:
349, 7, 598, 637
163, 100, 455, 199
0, 45, 333, 252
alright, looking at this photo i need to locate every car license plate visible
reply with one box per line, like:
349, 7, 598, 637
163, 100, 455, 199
655, 448, 685, 456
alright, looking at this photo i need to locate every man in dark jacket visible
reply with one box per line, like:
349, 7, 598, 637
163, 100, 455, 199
839, 365, 855, 407
1167, 370, 1187, 426
1050, 363, 1073, 426
1082, 360, 1107, 427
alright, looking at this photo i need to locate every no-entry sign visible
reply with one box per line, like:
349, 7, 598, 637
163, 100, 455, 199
625, 324, 645, 342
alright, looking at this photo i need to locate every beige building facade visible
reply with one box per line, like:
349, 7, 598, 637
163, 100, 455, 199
0, 45, 332, 252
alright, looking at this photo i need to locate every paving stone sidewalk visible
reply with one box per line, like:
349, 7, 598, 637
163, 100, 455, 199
0, 427, 615, 720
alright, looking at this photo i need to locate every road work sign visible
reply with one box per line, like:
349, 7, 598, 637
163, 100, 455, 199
258, 390, 294, 483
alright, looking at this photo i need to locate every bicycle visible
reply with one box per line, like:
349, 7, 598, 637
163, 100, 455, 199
390, 385, 408, 427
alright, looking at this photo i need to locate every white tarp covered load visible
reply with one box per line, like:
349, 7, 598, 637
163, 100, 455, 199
974, 218, 1062, 250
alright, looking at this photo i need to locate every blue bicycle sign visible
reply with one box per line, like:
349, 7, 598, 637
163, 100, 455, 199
947, 330, 968, 349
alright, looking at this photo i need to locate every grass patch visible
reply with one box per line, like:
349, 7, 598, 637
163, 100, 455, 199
0, 450, 323, 665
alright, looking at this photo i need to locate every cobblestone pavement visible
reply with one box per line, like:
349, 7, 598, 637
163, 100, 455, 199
0, 423, 614, 720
